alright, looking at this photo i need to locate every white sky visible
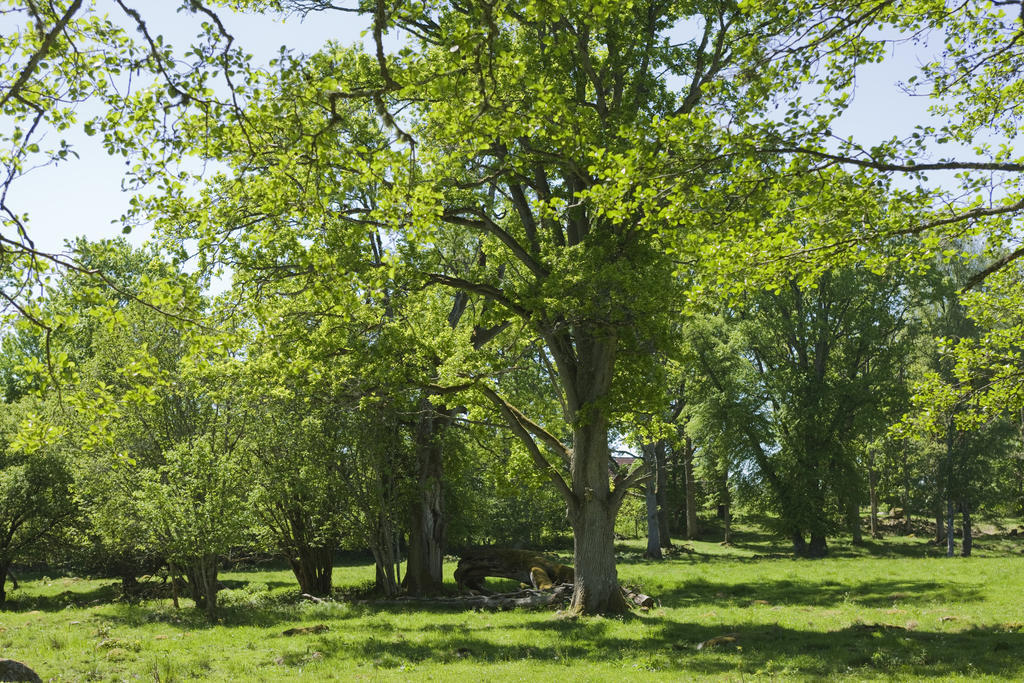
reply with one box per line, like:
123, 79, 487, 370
8, 7, 978, 260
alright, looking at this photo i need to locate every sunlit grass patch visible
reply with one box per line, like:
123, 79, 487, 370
2, 527, 1023, 680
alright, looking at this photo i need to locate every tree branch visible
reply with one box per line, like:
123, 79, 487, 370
479, 386, 576, 507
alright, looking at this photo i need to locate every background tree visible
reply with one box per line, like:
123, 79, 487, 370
0, 396, 75, 603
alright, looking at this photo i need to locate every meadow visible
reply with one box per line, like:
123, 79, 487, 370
3, 524, 1024, 681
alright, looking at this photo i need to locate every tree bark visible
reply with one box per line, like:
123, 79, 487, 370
848, 496, 863, 545
808, 533, 828, 558
168, 561, 180, 609
0, 561, 8, 603
564, 331, 628, 615
655, 440, 672, 548
569, 494, 625, 614
289, 546, 333, 596
405, 402, 447, 596
186, 555, 219, 619
371, 513, 401, 597
644, 483, 661, 559
934, 505, 944, 544
961, 500, 972, 557
902, 480, 912, 535
869, 451, 880, 538
683, 437, 699, 540
946, 498, 955, 557
643, 442, 662, 559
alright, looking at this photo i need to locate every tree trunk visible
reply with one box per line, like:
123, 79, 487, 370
961, 501, 972, 557
0, 561, 8, 603
405, 403, 447, 596
808, 533, 828, 557
644, 483, 661, 559
168, 561, 180, 609
847, 497, 863, 545
289, 546, 333, 596
569, 495, 626, 614
655, 440, 672, 548
683, 437, 699, 540
722, 498, 732, 544
792, 531, 807, 556
868, 451, 880, 539
642, 442, 662, 559
946, 498, 955, 557
567, 394, 626, 615
902, 480, 912, 535
717, 464, 731, 544
186, 555, 219, 619
934, 505, 944, 544
371, 512, 401, 597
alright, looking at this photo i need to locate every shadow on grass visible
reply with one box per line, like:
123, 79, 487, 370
1, 581, 121, 612
269, 617, 1024, 678
658, 577, 982, 609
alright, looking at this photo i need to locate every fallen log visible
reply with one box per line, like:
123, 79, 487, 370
454, 549, 574, 591
386, 584, 574, 610
622, 586, 656, 608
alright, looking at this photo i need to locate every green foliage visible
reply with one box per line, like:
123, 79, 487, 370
0, 397, 76, 599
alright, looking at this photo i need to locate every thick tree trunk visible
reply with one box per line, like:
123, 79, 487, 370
185, 555, 219, 619
405, 403, 447, 596
792, 531, 807, 556
289, 546, 333, 596
683, 437, 699, 540
961, 501, 972, 557
570, 496, 625, 614
808, 532, 828, 557
566, 385, 626, 615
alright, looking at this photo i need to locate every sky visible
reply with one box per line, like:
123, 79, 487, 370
9, 5, 971, 261
10, 2, 370, 255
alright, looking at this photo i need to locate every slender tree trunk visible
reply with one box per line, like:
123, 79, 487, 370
946, 422, 955, 556
0, 561, 9, 603
644, 486, 661, 559
848, 497, 863, 545
946, 498, 955, 557
642, 442, 662, 559
371, 513, 401, 597
902, 480, 912, 535
934, 505, 944, 544
961, 500, 973, 557
655, 440, 672, 548
868, 451, 880, 539
717, 464, 731, 544
683, 437, 699, 540
405, 403, 447, 596
168, 561, 180, 609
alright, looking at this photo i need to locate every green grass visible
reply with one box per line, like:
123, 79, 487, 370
3, 524, 1024, 680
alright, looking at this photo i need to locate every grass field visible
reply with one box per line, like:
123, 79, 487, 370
2, 523, 1024, 681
